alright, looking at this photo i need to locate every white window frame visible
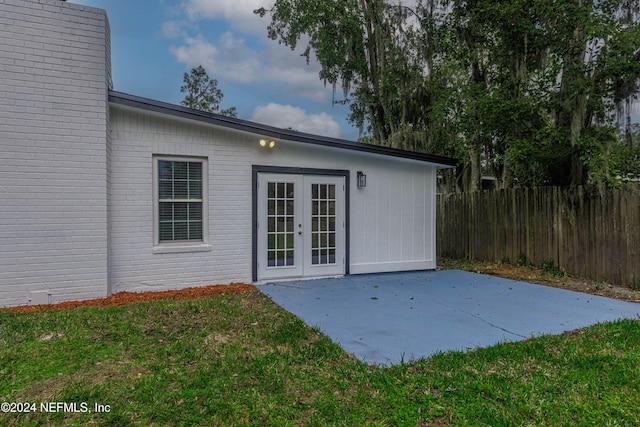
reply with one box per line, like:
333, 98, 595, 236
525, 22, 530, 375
152, 155, 211, 253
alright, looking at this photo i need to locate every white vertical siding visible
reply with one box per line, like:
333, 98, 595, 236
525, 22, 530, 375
349, 158, 436, 274
0, 0, 110, 307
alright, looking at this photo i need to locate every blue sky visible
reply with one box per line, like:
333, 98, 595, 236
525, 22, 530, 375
71, 0, 358, 140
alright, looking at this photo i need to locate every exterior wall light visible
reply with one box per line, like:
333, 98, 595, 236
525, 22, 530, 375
357, 171, 366, 188
259, 139, 275, 148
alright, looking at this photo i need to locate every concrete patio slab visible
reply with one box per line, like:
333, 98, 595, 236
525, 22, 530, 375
258, 270, 640, 365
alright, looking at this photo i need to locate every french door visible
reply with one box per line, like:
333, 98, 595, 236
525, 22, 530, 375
257, 173, 345, 280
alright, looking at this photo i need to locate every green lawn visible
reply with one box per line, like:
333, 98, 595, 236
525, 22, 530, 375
1, 290, 640, 426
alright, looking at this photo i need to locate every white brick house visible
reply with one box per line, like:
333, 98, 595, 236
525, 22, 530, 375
0, 0, 456, 307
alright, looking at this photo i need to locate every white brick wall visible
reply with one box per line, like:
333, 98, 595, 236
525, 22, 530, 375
109, 107, 254, 293
0, 0, 110, 306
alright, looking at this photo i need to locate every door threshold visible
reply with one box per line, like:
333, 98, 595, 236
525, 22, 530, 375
254, 274, 345, 285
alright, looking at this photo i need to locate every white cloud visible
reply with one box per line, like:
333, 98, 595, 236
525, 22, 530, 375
252, 103, 341, 138
169, 34, 220, 70
166, 0, 344, 128
169, 32, 329, 102
159, 21, 186, 39
181, 0, 272, 34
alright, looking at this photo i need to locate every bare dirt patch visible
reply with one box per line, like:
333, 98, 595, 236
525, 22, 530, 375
440, 259, 640, 303
15, 359, 149, 402
8, 283, 257, 313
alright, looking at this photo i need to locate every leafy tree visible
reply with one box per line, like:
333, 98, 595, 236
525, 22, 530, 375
438, 0, 640, 188
612, 124, 640, 179
256, 0, 640, 191
540, 0, 640, 185
180, 65, 238, 117
255, 0, 437, 148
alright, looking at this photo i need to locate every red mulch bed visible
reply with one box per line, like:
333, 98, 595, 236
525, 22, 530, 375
7, 283, 257, 314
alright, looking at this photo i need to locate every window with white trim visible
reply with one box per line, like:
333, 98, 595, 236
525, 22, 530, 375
154, 157, 207, 245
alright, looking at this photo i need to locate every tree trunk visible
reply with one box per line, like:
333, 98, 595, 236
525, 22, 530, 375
569, 92, 588, 185
469, 145, 481, 192
552, 1, 589, 186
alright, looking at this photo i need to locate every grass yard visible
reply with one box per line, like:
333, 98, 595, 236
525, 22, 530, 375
1, 288, 640, 426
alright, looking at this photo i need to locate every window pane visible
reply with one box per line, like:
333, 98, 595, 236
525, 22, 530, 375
173, 180, 188, 198
174, 202, 188, 220
188, 202, 202, 220
188, 162, 202, 180
189, 180, 202, 199
173, 222, 188, 240
173, 162, 188, 180
189, 221, 202, 240
159, 202, 173, 221
159, 180, 173, 199
159, 222, 173, 241
158, 161, 173, 181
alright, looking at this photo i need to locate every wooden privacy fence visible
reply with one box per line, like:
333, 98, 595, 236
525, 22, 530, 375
436, 185, 640, 287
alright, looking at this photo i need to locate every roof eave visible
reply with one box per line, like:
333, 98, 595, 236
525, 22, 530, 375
108, 91, 458, 168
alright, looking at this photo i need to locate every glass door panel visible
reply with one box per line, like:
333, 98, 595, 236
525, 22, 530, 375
310, 183, 337, 265
304, 176, 345, 276
266, 181, 295, 267
257, 174, 303, 279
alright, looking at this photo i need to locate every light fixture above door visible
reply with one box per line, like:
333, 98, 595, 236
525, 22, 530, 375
259, 138, 275, 148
